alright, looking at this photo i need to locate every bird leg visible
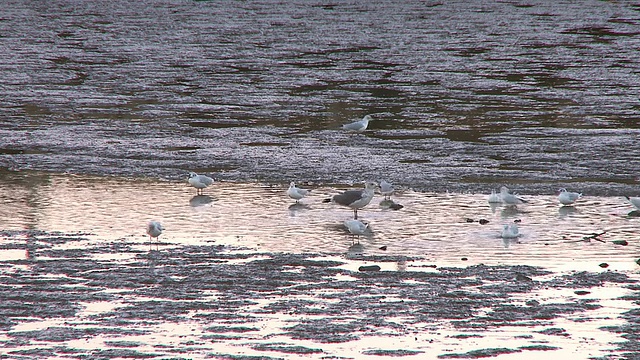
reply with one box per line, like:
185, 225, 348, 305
353, 209, 358, 219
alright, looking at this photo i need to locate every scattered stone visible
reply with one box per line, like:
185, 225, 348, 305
358, 265, 381, 272
574, 290, 591, 296
514, 219, 522, 223
461, 257, 468, 261
379, 246, 387, 251
612, 240, 628, 246
465, 218, 474, 223
478, 219, 490, 225
536, 327, 569, 337
599, 263, 609, 268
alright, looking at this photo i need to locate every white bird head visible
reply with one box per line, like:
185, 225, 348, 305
189, 172, 198, 179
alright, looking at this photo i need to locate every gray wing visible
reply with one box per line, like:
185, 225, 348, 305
333, 189, 364, 206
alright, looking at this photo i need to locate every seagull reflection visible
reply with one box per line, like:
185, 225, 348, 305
189, 195, 214, 207
288, 202, 310, 216
558, 205, 578, 217
347, 242, 365, 254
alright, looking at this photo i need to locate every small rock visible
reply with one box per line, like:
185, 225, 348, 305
379, 246, 387, 251
599, 263, 609, 268
461, 257, 468, 261
514, 219, 522, 223
574, 290, 591, 296
636, 259, 640, 266
478, 219, 490, 225
525, 300, 540, 307
359, 265, 381, 272
465, 218, 474, 223
516, 273, 533, 282
612, 240, 628, 246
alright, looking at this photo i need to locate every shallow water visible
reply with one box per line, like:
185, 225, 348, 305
1, 171, 638, 271
1, 1, 640, 358
1, 0, 640, 194
0, 172, 639, 359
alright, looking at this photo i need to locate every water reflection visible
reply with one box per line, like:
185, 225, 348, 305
189, 195, 214, 207
0, 171, 638, 271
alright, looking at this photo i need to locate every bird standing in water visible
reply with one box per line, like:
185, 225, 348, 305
146, 221, 164, 250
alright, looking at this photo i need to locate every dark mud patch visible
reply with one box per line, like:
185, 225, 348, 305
438, 347, 521, 358
1, 231, 638, 358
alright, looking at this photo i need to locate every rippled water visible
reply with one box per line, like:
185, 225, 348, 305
1, 1, 640, 358
1, 171, 638, 271
1, 0, 640, 194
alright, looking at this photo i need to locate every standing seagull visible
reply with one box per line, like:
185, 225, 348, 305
188, 172, 214, 195
558, 188, 582, 206
500, 186, 528, 206
342, 115, 372, 132
324, 181, 377, 219
501, 223, 520, 239
487, 189, 501, 204
379, 180, 394, 200
146, 221, 164, 250
625, 196, 640, 210
344, 219, 369, 243
287, 182, 310, 203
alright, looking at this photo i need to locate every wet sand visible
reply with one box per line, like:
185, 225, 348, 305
1, 171, 639, 359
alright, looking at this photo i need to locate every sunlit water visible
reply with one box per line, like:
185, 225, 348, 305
1, 172, 639, 359
1, 172, 638, 271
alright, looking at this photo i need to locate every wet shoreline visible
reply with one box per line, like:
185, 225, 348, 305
1, 230, 639, 359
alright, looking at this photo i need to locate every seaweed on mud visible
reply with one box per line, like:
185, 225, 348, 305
361, 349, 425, 356
204, 325, 260, 333
536, 327, 570, 337
251, 342, 324, 354
284, 319, 361, 343
9, 326, 148, 342
518, 345, 560, 351
206, 354, 283, 360
78, 348, 160, 358
548, 271, 636, 289
438, 347, 522, 358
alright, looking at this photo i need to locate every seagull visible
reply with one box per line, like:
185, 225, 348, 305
287, 182, 310, 203
146, 221, 164, 250
344, 219, 368, 235
487, 189, 501, 204
188, 172, 214, 195
379, 180, 394, 200
625, 196, 640, 210
500, 186, 527, 206
558, 188, 582, 206
324, 181, 377, 219
342, 115, 372, 132
501, 223, 519, 239
344, 219, 369, 241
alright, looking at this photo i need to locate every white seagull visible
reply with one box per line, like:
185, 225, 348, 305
287, 182, 310, 203
558, 188, 582, 206
500, 186, 527, 206
324, 181, 377, 219
146, 221, 164, 250
342, 115, 372, 132
487, 189, 501, 204
625, 196, 640, 210
344, 219, 369, 238
379, 180, 394, 200
501, 223, 520, 239
188, 172, 214, 195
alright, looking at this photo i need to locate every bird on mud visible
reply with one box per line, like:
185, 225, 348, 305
500, 186, 528, 206
342, 115, 372, 132
324, 181, 378, 219
558, 188, 582, 206
146, 221, 164, 250
287, 182, 311, 203
188, 172, 214, 195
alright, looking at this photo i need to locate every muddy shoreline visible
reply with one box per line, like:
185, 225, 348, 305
1, 231, 639, 359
